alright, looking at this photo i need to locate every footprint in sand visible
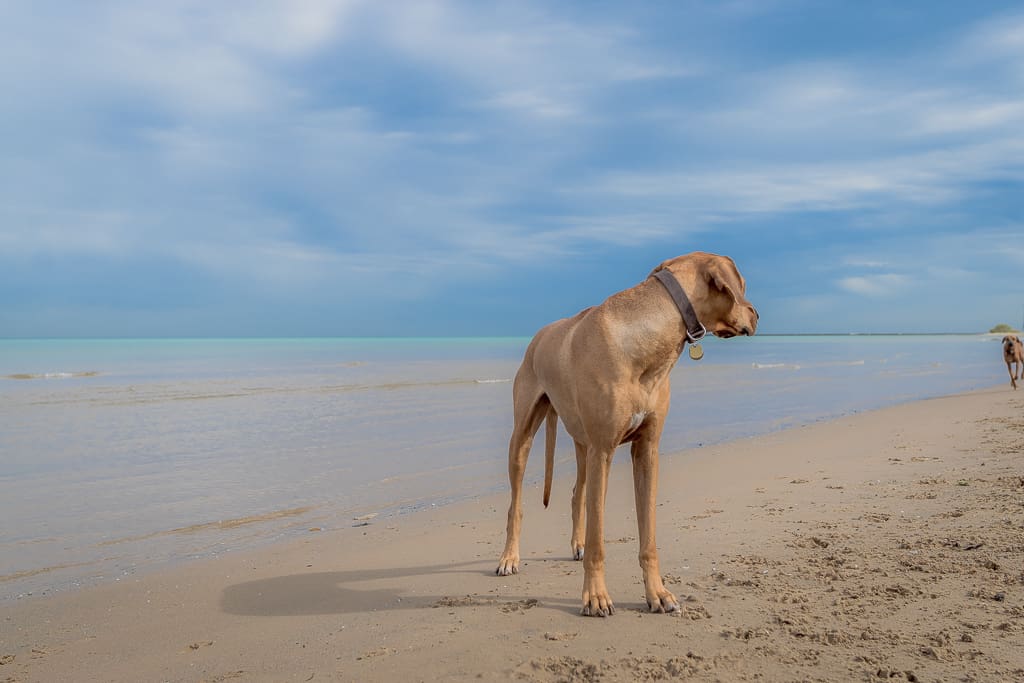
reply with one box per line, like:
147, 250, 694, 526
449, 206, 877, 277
500, 598, 539, 613
544, 631, 578, 641
201, 672, 245, 683
431, 595, 491, 608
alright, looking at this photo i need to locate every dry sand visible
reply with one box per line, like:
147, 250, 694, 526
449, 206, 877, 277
2, 386, 1023, 682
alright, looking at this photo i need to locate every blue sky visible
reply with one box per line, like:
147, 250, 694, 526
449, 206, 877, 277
1, 1, 1022, 337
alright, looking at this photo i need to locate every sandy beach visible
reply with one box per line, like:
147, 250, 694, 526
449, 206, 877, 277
2, 385, 1022, 682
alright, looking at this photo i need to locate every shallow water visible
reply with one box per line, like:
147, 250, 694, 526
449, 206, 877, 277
0, 335, 1007, 600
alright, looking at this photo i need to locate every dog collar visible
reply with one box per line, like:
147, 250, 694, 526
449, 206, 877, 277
651, 269, 707, 345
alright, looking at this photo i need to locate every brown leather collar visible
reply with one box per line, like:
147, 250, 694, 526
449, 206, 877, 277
651, 269, 706, 344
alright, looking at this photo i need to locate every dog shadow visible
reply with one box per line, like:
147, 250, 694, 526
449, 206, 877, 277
220, 558, 579, 617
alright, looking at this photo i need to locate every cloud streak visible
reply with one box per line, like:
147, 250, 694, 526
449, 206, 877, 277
837, 274, 911, 297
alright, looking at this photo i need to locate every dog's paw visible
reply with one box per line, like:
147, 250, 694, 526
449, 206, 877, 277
571, 544, 584, 561
581, 582, 615, 617
647, 590, 679, 614
581, 597, 615, 617
647, 593, 679, 614
495, 555, 520, 576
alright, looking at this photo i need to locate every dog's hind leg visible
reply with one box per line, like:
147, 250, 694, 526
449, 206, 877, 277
570, 439, 586, 561
496, 374, 550, 577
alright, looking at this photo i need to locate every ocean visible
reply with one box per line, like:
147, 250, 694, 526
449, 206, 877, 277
0, 335, 1009, 600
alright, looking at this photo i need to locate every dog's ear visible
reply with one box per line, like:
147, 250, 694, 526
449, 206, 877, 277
705, 264, 741, 302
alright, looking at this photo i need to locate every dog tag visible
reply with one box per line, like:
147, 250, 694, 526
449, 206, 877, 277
688, 343, 704, 361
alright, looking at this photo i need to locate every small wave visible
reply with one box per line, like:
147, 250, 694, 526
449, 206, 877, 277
475, 378, 511, 384
752, 362, 801, 370
0, 560, 96, 584
4, 371, 99, 381
98, 506, 314, 546
808, 359, 867, 369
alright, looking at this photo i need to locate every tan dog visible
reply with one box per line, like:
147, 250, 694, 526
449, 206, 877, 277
1002, 335, 1023, 389
496, 252, 758, 616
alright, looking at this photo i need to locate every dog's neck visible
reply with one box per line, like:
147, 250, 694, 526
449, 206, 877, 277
606, 269, 707, 382
651, 269, 705, 344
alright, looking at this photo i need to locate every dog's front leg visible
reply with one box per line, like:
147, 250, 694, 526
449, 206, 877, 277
631, 434, 678, 613
581, 446, 615, 616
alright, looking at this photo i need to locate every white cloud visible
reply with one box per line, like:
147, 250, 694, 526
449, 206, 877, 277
217, 0, 362, 56
988, 245, 1024, 266
0, 1, 362, 122
607, 63, 700, 82
369, 1, 698, 121
480, 90, 580, 119
0, 208, 138, 257
586, 133, 1024, 216
961, 11, 1024, 63
918, 99, 1024, 135
924, 266, 975, 282
448, 213, 683, 263
837, 274, 910, 297
842, 258, 890, 269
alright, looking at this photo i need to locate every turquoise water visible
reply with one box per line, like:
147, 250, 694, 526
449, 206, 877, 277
0, 335, 1008, 599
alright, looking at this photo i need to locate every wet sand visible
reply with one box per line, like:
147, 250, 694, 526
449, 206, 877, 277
2, 386, 1022, 682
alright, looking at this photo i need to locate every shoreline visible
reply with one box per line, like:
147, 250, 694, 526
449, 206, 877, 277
2, 385, 1023, 681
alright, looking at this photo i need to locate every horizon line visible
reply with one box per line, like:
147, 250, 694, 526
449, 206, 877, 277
0, 331, 1011, 342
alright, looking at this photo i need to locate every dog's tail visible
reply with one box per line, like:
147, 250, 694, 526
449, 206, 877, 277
542, 407, 557, 508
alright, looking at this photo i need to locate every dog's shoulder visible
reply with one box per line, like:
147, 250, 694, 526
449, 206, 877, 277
530, 307, 595, 343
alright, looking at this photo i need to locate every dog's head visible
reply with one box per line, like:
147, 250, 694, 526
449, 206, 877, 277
1004, 336, 1015, 349
651, 252, 758, 338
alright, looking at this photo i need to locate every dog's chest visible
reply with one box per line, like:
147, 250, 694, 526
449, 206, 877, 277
627, 412, 648, 432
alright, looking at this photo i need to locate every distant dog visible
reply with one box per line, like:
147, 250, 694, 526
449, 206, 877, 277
496, 252, 757, 616
1003, 335, 1024, 389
